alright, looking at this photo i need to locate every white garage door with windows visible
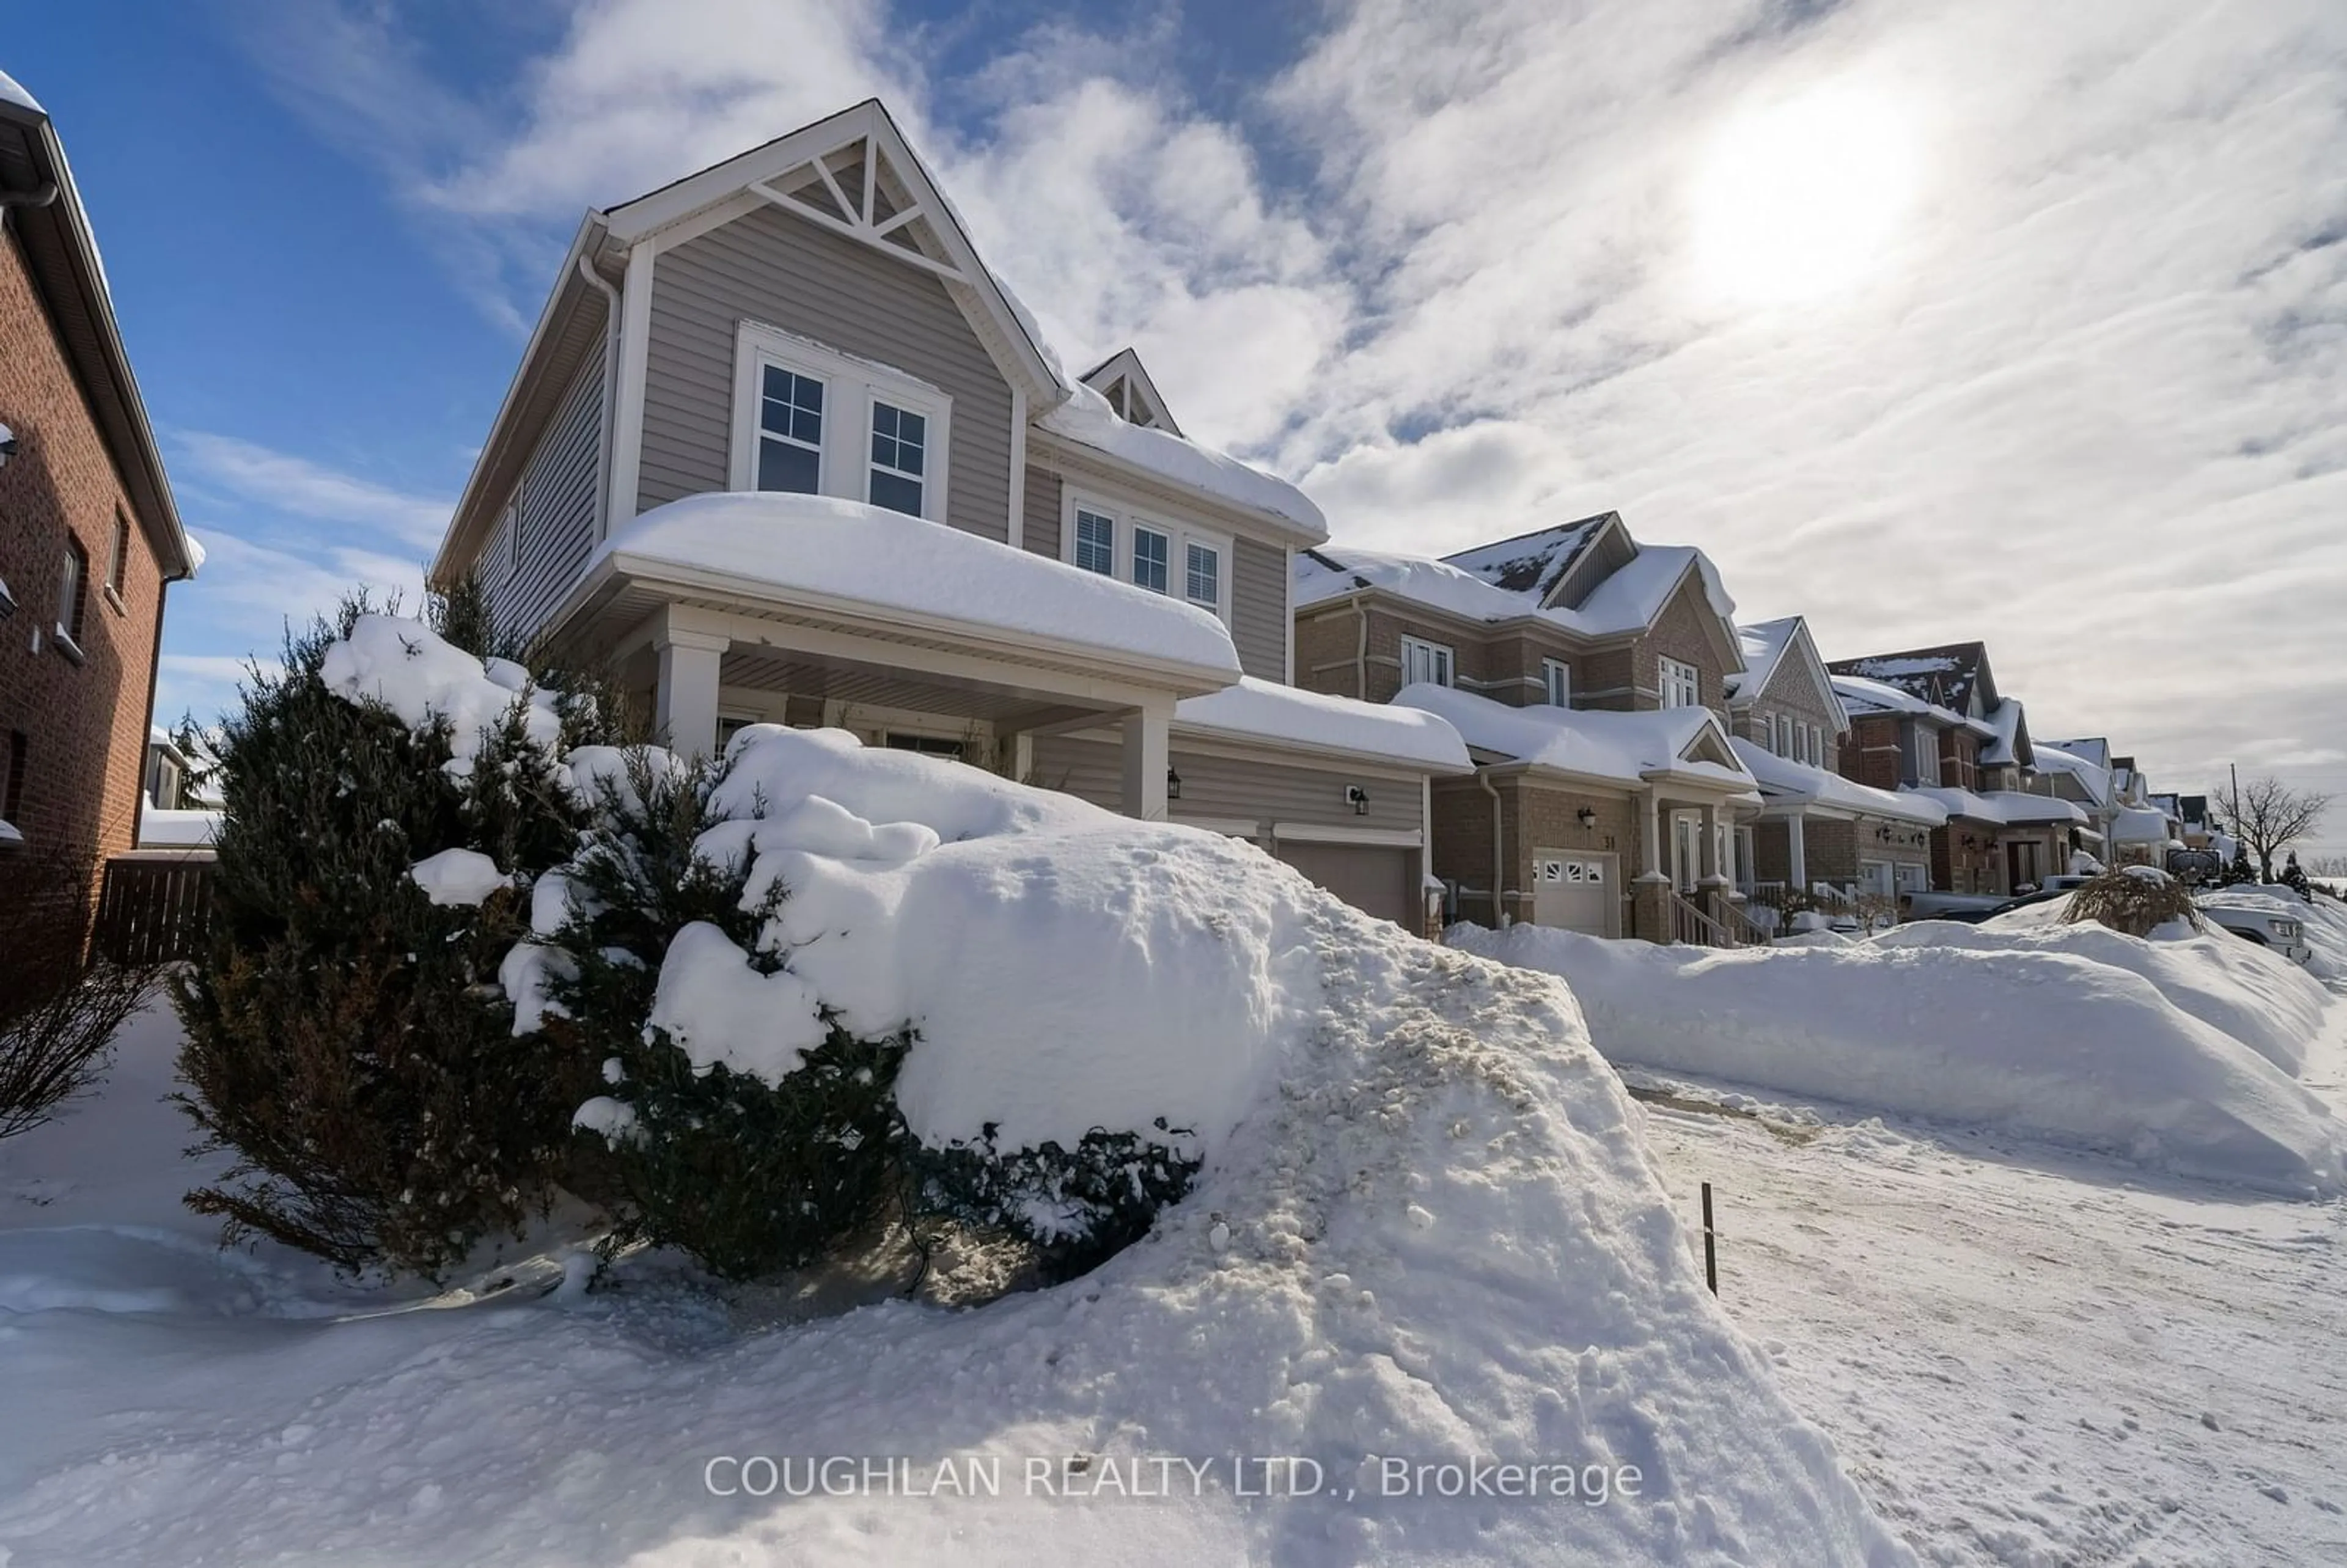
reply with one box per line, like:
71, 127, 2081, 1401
1275, 841, 1416, 928
1532, 849, 1617, 937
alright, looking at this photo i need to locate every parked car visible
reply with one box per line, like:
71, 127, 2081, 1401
1899, 891, 2011, 922
2197, 895, 2313, 965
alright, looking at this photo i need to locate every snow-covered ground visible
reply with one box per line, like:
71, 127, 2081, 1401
0, 901, 1909, 1563
1629, 990, 2347, 1566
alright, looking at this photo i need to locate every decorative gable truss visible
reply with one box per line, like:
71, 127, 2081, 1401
752, 134, 964, 285
1081, 347, 1183, 436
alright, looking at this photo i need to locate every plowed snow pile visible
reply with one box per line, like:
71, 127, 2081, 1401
0, 620, 1910, 1566
1455, 921, 2343, 1196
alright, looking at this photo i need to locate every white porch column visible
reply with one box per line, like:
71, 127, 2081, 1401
1698, 802, 1728, 887
652, 623, 729, 763
1786, 810, 1809, 894
1119, 697, 1174, 821
1637, 786, 1668, 883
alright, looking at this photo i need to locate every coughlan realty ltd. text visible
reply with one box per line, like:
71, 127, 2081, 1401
703, 1454, 1645, 1504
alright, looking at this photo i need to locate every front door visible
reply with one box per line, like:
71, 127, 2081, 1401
2005, 838, 2041, 893
1670, 812, 1700, 892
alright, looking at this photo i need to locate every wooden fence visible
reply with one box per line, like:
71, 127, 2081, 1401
93, 854, 216, 965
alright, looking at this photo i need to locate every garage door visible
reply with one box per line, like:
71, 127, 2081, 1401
1276, 841, 1415, 928
1531, 849, 1618, 937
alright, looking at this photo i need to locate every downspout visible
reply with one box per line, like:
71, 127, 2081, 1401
576, 250, 623, 537
1478, 765, 1507, 926
1353, 593, 1370, 701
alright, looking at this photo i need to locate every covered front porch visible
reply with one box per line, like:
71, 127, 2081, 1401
543, 494, 1245, 821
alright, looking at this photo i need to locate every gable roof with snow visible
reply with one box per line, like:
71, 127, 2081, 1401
1980, 697, 2033, 770
1910, 785, 2087, 827
436, 98, 1326, 585
1730, 738, 1947, 826
1080, 347, 1181, 437
1829, 640, 2000, 720
1829, 673, 1996, 738
1725, 615, 1850, 730
1299, 520, 1741, 667
1394, 683, 1756, 793
2032, 741, 2114, 807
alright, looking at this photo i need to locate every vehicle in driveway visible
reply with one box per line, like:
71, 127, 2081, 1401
1899, 890, 2012, 923
2198, 895, 2313, 966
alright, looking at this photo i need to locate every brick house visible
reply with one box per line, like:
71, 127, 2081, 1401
1293, 515, 1768, 943
0, 71, 197, 931
1721, 616, 1943, 912
1826, 643, 2083, 896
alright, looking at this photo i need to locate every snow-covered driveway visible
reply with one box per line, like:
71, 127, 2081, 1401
1633, 994, 2347, 1567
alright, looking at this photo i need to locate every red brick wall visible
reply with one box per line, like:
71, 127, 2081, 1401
1939, 728, 1980, 792
1842, 714, 1903, 790
0, 223, 168, 923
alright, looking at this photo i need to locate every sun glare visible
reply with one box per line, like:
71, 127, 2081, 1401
1689, 79, 1919, 308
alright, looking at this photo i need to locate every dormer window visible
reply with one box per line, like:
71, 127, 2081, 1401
732, 321, 950, 521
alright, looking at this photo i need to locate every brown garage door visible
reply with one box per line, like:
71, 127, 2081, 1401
1276, 841, 1415, 927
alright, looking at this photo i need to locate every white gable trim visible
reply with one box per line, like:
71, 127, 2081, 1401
603, 99, 1063, 409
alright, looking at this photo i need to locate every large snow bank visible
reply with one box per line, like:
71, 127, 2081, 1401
1454, 923, 2345, 1196
1174, 675, 1471, 772
0, 873, 1914, 1563
645, 724, 1321, 1153
1887, 915, 2331, 1077
595, 492, 1242, 676
1038, 379, 1326, 537
2203, 885, 2347, 982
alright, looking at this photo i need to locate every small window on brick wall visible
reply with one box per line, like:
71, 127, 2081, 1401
2, 730, 27, 831
57, 538, 88, 646
108, 510, 131, 595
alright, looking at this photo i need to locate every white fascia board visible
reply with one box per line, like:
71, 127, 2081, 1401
1271, 822, 1424, 848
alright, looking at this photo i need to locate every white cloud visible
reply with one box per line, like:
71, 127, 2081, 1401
174, 433, 454, 551
236, 0, 2347, 811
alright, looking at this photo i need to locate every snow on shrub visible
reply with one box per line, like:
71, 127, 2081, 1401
174, 597, 624, 1278
2061, 865, 2200, 937
1455, 922, 2346, 1196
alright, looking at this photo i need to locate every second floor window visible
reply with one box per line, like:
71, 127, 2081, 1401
1542, 658, 1571, 706
869, 402, 926, 516
1659, 655, 1699, 709
108, 511, 130, 596
757, 366, 825, 494
1133, 526, 1169, 594
57, 538, 88, 647
733, 321, 952, 521
1914, 727, 1941, 785
1402, 634, 1453, 688
1185, 542, 1219, 610
1074, 510, 1115, 574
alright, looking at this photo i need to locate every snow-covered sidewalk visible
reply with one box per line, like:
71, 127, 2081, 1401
1631, 992, 2347, 1566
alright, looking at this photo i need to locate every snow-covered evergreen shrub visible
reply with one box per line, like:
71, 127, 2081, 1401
172, 595, 622, 1278
914, 1120, 1201, 1282
2280, 854, 2312, 900
539, 750, 915, 1281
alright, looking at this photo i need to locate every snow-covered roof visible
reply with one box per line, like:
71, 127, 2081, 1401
1299, 538, 1737, 644
1829, 642, 1994, 715
1829, 673, 1995, 737
1980, 697, 2027, 769
1725, 617, 1796, 700
1730, 739, 1948, 826
1911, 786, 2087, 827
2032, 742, 2113, 806
138, 807, 221, 848
2112, 805, 2178, 844
1037, 379, 1325, 540
1438, 515, 1611, 599
2044, 736, 2111, 770
591, 492, 1242, 679
1393, 684, 1755, 791
1174, 676, 1471, 773
0, 68, 40, 114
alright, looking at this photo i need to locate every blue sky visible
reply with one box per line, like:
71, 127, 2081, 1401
10, 1, 2347, 841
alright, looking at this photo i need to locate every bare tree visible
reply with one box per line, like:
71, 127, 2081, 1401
2216, 775, 2334, 883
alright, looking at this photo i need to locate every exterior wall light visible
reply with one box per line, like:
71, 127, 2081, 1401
1166, 766, 1182, 801
1577, 807, 1598, 829
1345, 785, 1370, 815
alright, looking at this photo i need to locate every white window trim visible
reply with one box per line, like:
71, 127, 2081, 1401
1542, 658, 1571, 707
1400, 634, 1455, 689
729, 320, 952, 523
1057, 486, 1232, 626
1659, 654, 1699, 710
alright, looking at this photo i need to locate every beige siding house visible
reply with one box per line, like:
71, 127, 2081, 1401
429, 100, 1467, 928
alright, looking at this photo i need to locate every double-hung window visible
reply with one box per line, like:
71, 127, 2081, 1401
1131, 526, 1169, 595
1074, 509, 1117, 575
1185, 542, 1220, 611
1542, 658, 1571, 707
867, 402, 926, 516
1659, 655, 1700, 709
1401, 635, 1454, 688
56, 539, 87, 649
732, 322, 950, 521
